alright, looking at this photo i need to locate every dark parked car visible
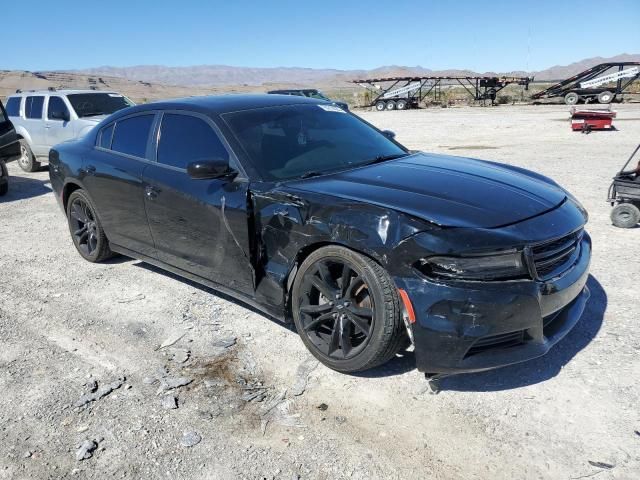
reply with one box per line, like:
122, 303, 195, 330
268, 89, 349, 111
49, 95, 591, 378
0, 99, 21, 196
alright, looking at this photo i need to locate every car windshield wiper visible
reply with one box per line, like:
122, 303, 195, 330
299, 171, 324, 179
362, 153, 409, 166
81, 112, 106, 117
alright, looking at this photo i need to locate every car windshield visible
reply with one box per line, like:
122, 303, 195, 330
223, 104, 406, 181
307, 91, 330, 101
67, 93, 134, 118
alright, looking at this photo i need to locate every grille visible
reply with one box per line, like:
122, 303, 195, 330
465, 330, 525, 357
531, 229, 583, 280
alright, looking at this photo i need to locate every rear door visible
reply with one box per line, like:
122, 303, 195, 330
143, 111, 254, 294
44, 96, 75, 147
23, 96, 47, 156
82, 113, 157, 257
0, 100, 20, 163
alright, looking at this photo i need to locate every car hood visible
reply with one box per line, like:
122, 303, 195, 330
288, 152, 567, 228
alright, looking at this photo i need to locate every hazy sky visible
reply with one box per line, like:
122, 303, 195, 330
5, 0, 639, 72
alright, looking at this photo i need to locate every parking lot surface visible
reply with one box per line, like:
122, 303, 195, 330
1, 104, 638, 479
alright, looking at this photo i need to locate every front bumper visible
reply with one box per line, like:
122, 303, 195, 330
398, 233, 591, 374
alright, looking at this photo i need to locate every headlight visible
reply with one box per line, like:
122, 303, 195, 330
416, 250, 529, 281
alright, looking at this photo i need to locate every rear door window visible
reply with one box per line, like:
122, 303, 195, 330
25, 96, 44, 119
111, 115, 155, 158
5, 97, 20, 117
157, 113, 229, 169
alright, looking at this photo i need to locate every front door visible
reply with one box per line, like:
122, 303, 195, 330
143, 111, 254, 294
45, 96, 76, 147
82, 113, 157, 257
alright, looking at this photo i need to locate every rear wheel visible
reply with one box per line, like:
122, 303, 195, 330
597, 91, 614, 104
611, 203, 640, 228
66, 190, 114, 262
17, 140, 41, 172
291, 246, 406, 372
564, 92, 580, 106
385, 100, 396, 111
396, 99, 408, 110
375, 101, 386, 111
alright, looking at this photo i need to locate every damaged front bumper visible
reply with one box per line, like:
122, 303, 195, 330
395, 233, 591, 374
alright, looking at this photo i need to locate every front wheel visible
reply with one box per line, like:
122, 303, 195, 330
291, 246, 407, 372
17, 140, 41, 172
66, 190, 114, 262
611, 203, 640, 228
597, 91, 613, 104
0, 161, 8, 196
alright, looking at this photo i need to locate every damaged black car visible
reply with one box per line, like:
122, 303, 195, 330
49, 95, 591, 376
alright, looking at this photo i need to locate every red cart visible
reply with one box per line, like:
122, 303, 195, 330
570, 107, 616, 132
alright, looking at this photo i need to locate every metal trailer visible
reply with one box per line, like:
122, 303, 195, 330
352, 75, 531, 111
531, 62, 640, 105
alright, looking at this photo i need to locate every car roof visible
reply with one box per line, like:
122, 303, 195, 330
119, 94, 327, 116
10, 89, 119, 96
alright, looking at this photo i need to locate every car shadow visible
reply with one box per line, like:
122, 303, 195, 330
440, 274, 606, 392
132, 262, 290, 327
0, 173, 52, 202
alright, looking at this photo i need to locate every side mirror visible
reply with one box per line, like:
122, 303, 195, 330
50, 110, 70, 122
382, 129, 396, 139
187, 159, 236, 180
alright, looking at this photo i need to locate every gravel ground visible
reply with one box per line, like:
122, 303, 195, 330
1, 104, 639, 480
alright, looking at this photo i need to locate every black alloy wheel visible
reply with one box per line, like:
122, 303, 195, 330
66, 190, 113, 262
292, 246, 406, 372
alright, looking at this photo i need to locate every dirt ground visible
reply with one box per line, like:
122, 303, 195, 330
1, 104, 639, 480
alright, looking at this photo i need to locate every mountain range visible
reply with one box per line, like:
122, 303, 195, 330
70, 54, 640, 88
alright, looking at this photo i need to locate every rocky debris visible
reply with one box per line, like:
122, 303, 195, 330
117, 293, 145, 303
74, 377, 125, 409
157, 376, 193, 394
290, 357, 319, 396
84, 379, 98, 393
23, 451, 32, 459
335, 416, 347, 425
588, 461, 615, 469
75, 440, 97, 461
180, 431, 201, 448
317, 403, 329, 411
238, 377, 268, 403
212, 337, 236, 349
168, 348, 190, 364
259, 389, 304, 434
161, 395, 178, 410
157, 332, 187, 350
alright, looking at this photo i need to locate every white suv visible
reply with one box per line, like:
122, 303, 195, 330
6, 89, 134, 171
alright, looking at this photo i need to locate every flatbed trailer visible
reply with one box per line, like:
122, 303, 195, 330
352, 75, 531, 110
531, 62, 640, 105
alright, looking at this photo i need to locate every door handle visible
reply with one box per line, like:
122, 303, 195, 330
145, 185, 160, 199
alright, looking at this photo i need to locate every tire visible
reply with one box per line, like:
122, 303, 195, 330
375, 101, 386, 111
291, 245, 407, 372
17, 140, 41, 172
564, 92, 580, 106
385, 100, 396, 111
611, 203, 640, 228
66, 190, 114, 262
396, 99, 408, 110
597, 91, 613, 104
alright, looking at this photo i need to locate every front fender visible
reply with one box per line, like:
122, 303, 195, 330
14, 125, 33, 147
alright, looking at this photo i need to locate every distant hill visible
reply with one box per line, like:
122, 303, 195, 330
68, 54, 640, 87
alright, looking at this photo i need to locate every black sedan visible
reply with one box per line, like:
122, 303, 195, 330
49, 95, 591, 376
